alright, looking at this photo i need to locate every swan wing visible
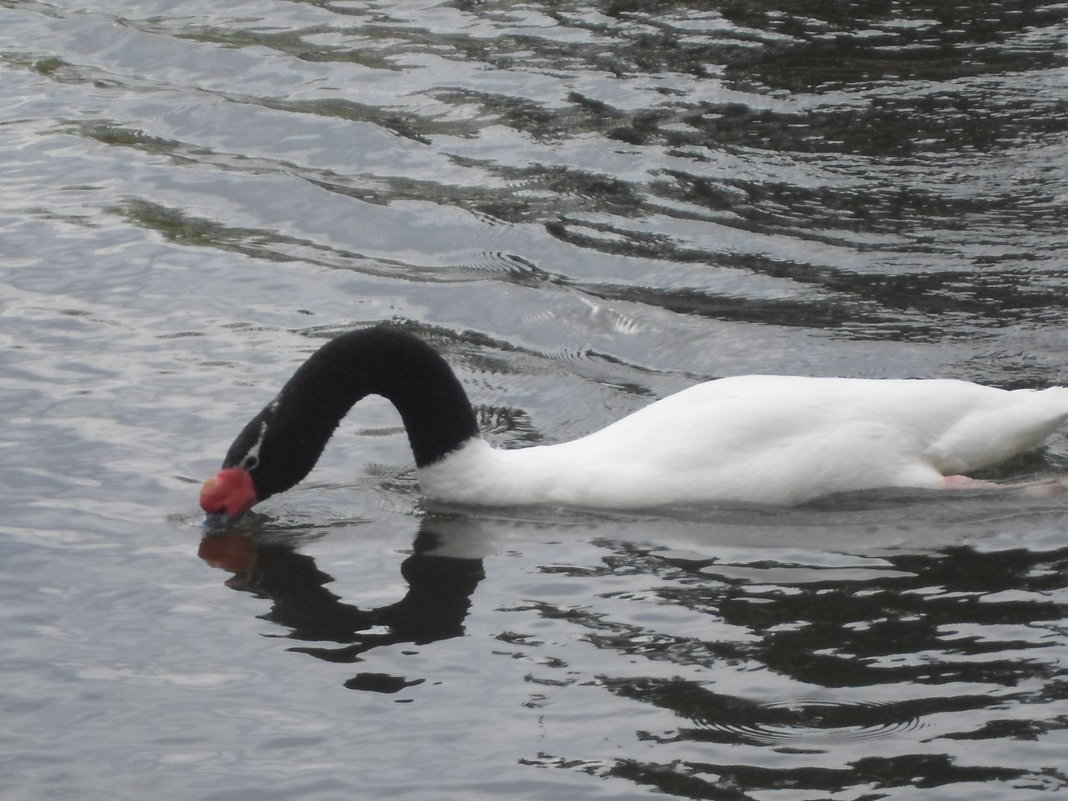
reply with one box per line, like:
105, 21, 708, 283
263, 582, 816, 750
546, 377, 1068, 505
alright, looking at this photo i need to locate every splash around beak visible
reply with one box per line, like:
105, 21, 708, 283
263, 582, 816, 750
200, 467, 257, 528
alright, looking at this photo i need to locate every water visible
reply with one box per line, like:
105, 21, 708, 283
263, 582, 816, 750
2, 1, 1067, 798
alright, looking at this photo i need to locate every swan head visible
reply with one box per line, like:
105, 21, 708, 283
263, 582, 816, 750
198, 327, 481, 522
200, 400, 312, 526
200, 467, 257, 527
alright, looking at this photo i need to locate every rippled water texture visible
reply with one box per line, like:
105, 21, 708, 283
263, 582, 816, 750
2, 2, 1068, 799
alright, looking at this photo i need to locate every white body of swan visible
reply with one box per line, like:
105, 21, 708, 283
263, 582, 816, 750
418, 376, 1068, 507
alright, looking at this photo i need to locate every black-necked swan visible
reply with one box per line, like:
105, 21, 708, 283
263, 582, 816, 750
200, 326, 1068, 523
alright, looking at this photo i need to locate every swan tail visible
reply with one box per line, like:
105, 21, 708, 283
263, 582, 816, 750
927, 386, 1068, 474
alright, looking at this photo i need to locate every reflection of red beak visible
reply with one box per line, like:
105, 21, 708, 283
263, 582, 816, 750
198, 532, 258, 574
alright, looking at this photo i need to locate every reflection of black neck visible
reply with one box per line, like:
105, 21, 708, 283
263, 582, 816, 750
210, 525, 485, 672
383, 528, 487, 641
243, 544, 372, 643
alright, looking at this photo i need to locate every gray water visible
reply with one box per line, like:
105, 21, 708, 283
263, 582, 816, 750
3, 1, 1068, 799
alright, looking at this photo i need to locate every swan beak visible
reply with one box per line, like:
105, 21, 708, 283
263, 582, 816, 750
199, 468, 257, 528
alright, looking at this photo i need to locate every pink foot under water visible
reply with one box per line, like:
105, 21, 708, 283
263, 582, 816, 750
942, 474, 1068, 497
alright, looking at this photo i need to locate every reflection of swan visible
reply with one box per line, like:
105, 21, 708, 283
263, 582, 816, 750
198, 521, 485, 692
201, 327, 1068, 523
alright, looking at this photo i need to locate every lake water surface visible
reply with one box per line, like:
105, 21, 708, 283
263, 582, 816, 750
2, 2, 1068, 799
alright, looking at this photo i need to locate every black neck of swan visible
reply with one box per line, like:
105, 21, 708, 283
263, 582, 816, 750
221, 327, 480, 502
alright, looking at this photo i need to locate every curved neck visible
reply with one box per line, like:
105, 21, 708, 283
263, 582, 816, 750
223, 327, 480, 500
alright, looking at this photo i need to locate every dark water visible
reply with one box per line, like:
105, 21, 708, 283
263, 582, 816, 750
2, 1, 1068, 799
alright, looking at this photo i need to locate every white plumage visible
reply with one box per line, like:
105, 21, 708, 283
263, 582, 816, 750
419, 377, 1068, 507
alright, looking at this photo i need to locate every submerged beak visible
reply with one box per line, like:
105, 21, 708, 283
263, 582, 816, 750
202, 511, 236, 529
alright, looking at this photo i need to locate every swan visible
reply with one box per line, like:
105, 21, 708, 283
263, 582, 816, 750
200, 326, 1068, 523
